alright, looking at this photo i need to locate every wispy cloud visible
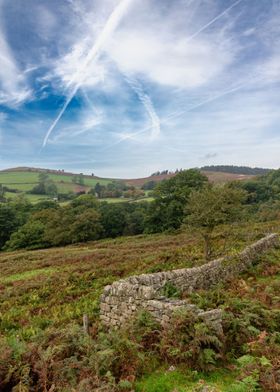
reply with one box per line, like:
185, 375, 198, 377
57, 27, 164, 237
1, 0, 280, 176
107, 27, 235, 89
42, 0, 134, 148
123, 76, 161, 140
49, 108, 103, 144
186, 0, 243, 41
0, 30, 31, 106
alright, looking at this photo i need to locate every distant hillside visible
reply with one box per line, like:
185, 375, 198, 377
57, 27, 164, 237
124, 170, 256, 187
201, 165, 272, 176
0, 168, 112, 203
0, 167, 259, 200
1, 166, 101, 180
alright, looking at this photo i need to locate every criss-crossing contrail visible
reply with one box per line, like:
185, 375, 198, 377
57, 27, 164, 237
103, 75, 258, 150
42, 0, 133, 148
163, 82, 247, 121
124, 76, 161, 140
187, 0, 243, 41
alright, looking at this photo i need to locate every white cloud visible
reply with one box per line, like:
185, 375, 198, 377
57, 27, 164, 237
0, 34, 32, 106
42, 0, 133, 147
53, 39, 106, 89
0, 0, 31, 107
2, 0, 280, 177
107, 29, 235, 89
47, 0, 238, 93
123, 76, 160, 140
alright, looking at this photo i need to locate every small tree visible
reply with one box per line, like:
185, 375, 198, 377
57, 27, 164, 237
78, 173, 85, 185
45, 182, 58, 197
72, 174, 85, 185
31, 174, 57, 196
184, 185, 246, 260
146, 169, 208, 232
38, 172, 49, 183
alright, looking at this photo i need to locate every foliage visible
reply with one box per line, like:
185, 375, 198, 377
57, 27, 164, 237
30, 173, 58, 197
238, 169, 280, 205
141, 180, 157, 191
1, 167, 280, 255
145, 169, 208, 232
159, 309, 223, 371
6, 196, 104, 249
6, 220, 46, 250
89, 180, 145, 199
201, 165, 271, 176
0, 196, 33, 250
161, 282, 181, 298
0, 183, 6, 201
72, 173, 85, 185
0, 221, 280, 390
0, 205, 18, 249
99, 203, 128, 238
184, 185, 247, 259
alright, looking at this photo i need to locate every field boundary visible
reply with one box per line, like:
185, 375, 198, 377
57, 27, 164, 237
100, 233, 279, 331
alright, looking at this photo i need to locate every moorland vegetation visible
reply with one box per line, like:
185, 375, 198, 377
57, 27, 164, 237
0, 168, 280, 391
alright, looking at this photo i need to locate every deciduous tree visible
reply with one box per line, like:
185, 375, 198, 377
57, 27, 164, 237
184, 185, 246, 260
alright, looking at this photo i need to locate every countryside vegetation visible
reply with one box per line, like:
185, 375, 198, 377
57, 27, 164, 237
0, 166, 280, 391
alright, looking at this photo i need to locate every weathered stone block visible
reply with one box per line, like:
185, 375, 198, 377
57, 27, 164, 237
99, 234, 278, 333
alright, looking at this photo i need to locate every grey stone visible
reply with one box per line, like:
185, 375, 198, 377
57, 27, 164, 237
99, 234, 279, 333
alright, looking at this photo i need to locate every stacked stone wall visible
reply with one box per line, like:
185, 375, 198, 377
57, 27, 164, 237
100, 234, 278, 330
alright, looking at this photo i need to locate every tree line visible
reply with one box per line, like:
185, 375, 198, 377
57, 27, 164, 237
201, 165, 271, 175
1, 168, 280, 253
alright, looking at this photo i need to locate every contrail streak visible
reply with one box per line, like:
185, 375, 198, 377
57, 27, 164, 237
124, 76, 161, 140
42, 0, 133, 148
103, 77, 256, 150
163, 83, 246, 121
103, 66, 266, 152
187, 0, 243, 41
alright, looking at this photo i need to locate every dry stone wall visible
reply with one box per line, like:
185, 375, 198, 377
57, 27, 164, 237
100, 233, 279, 331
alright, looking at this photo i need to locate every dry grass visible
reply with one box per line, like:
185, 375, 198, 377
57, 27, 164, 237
0, 220, 278, 342
124, 171, 256, 187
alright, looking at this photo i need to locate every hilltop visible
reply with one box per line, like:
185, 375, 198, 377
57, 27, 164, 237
125, 170, 256, 187
201, 165, 271, 176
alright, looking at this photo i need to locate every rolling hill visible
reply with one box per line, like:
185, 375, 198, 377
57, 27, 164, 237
124, 170, 256, 187
0, 167, 113, 202
0, 166, 258, 203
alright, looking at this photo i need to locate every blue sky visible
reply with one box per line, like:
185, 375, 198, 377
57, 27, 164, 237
0, 0, 279, 177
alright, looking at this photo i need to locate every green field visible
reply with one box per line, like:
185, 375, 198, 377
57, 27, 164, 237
0, 171, 39, 184
1, 220, 279, 390
0, 170, 155, 205
0, 170, 132, 203
0, 171, 111, 186
0, 171, 111, 192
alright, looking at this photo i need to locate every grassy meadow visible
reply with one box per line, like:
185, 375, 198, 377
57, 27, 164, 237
0, 170, 136, 203
1, 219, 279, 391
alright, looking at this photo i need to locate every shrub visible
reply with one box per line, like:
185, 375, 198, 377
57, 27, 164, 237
159, 309, 223, 371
